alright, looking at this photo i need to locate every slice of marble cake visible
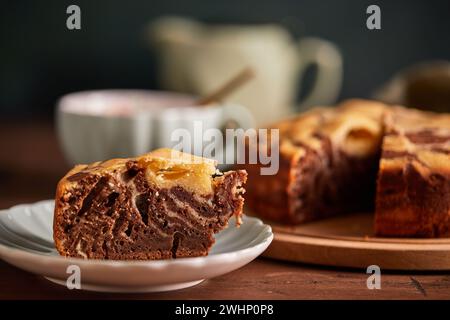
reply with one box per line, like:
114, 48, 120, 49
54, 149, 247, 259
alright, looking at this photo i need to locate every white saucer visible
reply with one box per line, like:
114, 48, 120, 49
0, 200, 272, 293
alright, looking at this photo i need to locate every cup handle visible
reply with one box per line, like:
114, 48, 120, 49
216, 104, 255, 167
295, 37, 343, 111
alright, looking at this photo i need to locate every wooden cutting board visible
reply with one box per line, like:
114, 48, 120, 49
260, 212, 450, 270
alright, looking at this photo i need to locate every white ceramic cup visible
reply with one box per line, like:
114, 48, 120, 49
56, 90, 255, 165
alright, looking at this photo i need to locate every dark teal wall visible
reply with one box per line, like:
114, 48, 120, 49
1, 0, 450, 116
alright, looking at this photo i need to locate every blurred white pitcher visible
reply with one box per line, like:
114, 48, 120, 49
149, 17, 343, 125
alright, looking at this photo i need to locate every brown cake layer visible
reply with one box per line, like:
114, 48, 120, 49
375, 107, 450, 237
54, 149, 247, 260
243, 99, 387, 224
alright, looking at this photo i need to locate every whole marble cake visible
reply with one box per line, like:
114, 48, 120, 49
54, 149, 247, 259
244, 99, 450, 238
375, 107, 450, 237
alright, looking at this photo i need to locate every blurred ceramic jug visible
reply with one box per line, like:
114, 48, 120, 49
148, 16, 343, 125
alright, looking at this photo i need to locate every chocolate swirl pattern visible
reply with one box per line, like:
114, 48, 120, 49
375, 107, 450, 237
243, 99, 387, 224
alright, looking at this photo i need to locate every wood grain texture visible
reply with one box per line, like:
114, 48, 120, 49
1, 120, 450, 299
2, 258, 450, 300
263, 212, 450, 270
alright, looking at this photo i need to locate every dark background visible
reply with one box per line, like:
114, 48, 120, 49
1, 0, 450, 117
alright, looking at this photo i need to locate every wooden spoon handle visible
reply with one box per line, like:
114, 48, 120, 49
197, 67, 255, 106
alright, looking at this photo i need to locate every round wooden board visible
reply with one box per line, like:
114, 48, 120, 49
260, 212, 450, 270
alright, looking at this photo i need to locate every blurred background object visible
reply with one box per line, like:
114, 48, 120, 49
374, 60, 450, 112
149, 16, 342, 124
56, 89, 254, 164
0, 0, 449, 209
2, 0, 450, 119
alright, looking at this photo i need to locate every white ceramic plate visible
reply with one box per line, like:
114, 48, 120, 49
0, 200, 272, 292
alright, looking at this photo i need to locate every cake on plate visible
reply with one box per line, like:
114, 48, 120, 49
54, 148, 247, 259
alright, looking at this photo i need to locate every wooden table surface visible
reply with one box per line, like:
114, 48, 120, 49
1, 119, 450, 300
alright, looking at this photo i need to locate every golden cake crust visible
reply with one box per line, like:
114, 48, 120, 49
56, 148, 218, 200
276, 99, 387, 157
